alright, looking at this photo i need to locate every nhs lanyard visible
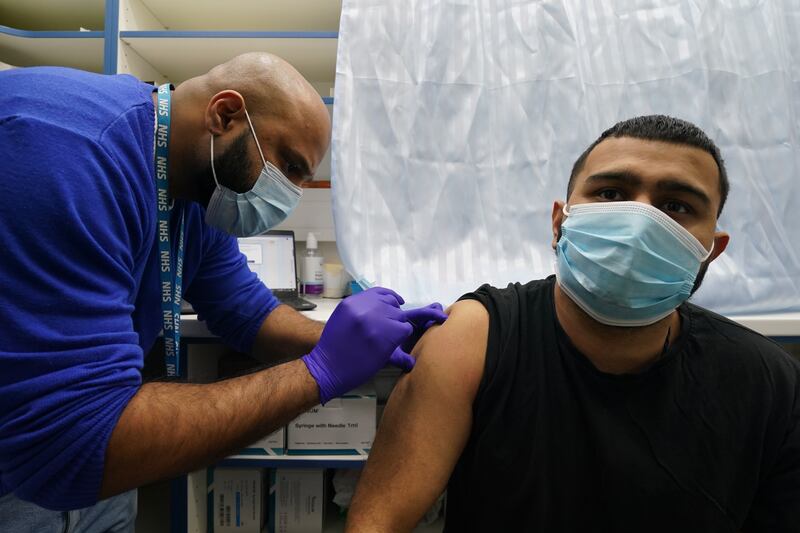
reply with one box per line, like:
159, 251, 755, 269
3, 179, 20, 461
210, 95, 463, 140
155, 83, 185, 377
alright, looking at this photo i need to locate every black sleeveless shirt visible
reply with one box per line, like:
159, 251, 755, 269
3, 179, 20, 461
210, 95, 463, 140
445, 276, 800, 532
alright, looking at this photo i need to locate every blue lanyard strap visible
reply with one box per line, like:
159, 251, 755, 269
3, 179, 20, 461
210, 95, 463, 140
155, 83, 185, 377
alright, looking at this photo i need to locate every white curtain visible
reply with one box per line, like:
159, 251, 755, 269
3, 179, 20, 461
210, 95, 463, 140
332, 0, 800, 314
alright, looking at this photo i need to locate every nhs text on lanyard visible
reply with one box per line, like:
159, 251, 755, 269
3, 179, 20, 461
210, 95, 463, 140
155, 83, 185, 377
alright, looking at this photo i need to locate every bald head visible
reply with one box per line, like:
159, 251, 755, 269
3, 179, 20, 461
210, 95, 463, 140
198, 52, 326, 125
168, 52, 331, 204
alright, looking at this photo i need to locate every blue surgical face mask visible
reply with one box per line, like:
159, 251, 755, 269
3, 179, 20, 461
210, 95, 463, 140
205, 108, 302, 237
556, 201, 714, 327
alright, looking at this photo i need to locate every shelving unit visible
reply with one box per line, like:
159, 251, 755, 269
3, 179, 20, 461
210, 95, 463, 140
114, 0, 338, 92
117, 31, 337, 88
218, 454, 366, 470
123, 0, 341, 32
0, 28, 104, 71
0, 0, 104, 31
0, 0, 106, 71
181, 465, 444, 533
177, 296, 409, 533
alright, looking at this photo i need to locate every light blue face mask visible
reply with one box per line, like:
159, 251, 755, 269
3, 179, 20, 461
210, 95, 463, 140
205, 108, 302, 237
556, 201, 714, 327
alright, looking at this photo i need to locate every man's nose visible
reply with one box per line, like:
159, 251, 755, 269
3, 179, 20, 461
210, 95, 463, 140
630, 193, 656, 207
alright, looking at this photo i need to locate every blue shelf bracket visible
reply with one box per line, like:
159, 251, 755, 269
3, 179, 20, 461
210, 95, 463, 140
103, 0, 119, 74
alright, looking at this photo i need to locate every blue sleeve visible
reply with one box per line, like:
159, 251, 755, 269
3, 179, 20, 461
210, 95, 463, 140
184, 226, 280, 353
0, 115, 147, 510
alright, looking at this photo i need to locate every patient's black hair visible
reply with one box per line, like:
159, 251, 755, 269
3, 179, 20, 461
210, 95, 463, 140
568, 115, 729, 216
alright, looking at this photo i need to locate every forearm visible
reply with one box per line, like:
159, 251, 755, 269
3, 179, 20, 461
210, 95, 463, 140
251, 304, 324, 364
100, 358, 318, 499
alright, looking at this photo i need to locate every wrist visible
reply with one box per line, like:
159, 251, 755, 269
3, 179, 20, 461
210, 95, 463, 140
301, 347, 336, 405
307, 321, 324, 352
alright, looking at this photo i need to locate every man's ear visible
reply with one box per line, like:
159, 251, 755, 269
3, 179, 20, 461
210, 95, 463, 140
205, 90, 246, 135
551, 200, 565, 250
708, 231, 730, 263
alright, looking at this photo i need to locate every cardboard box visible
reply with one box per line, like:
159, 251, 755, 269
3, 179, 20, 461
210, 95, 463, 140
269, 469, 324, 533
241, 427, 285, 456
287, 385, 376, 455
209, 468, 265, 533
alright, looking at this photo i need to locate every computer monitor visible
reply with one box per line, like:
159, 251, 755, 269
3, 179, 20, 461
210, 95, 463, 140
237, 230, 298, 293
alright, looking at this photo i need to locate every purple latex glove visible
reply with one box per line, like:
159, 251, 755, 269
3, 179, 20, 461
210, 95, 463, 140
301, 288, 447, 404
390, 303, 448, 372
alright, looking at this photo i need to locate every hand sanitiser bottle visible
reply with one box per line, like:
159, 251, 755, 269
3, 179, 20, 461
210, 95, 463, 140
303, 232, 324, 295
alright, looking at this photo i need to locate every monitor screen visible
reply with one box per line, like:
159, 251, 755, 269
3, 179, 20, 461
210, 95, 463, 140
237, 233, 297, 291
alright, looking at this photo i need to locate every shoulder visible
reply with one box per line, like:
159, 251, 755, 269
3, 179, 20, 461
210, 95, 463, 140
446, 299, 490, 336
687, 303, 794, 361
0, 68, 154, 201
457, 277, 554, 342
459, 276, 554, 315
416, 299, 489, 365
408, 299, 489, 402
1, 67, 152, 142
685, 303, 800, 393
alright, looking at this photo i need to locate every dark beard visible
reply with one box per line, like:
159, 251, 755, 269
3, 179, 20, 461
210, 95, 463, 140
690, 261, 709, 295
199, 130, 253, 207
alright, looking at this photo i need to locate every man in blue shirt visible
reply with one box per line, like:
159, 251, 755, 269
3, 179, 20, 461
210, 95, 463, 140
0, 53, 445, 531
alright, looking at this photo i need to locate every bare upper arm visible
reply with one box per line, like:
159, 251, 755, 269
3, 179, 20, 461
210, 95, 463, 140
346, 299, 488, 532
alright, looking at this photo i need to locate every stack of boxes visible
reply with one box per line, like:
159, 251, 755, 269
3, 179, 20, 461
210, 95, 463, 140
210, 384, 376, 532
209, 468, 266, 533
270, 469, 325, 532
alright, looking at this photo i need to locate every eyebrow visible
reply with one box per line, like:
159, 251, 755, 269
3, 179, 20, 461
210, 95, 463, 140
584, 171, 712, 208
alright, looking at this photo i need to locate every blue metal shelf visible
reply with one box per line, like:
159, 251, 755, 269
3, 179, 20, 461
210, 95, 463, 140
0, 25, 103, 38
103, 0, 118, 74
119, 30, 337, 39
218, 454, 366, 469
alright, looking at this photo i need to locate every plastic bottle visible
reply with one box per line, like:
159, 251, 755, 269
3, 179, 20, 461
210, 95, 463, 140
302, 232, 324, 295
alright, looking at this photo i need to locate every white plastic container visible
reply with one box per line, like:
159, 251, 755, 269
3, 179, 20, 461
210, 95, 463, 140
322, 263, 346, 298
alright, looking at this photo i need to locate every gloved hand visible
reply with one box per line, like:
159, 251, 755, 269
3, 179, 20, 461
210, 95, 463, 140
390, 303, 448, 372
301, 287, 447, 404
